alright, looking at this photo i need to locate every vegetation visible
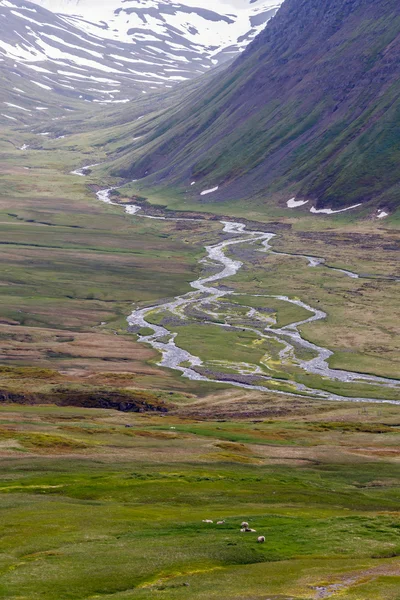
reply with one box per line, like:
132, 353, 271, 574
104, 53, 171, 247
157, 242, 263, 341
0, 15, 399, 592
0, 129, 224, 395
0, 400, 399, 599
105, 0, 400, 218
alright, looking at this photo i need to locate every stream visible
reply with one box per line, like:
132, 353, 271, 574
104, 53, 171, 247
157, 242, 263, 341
89, 182, 399, 404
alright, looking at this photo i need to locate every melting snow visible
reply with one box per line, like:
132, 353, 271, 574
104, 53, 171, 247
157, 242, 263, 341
10, 10, 43, 26
25, 64, 52, 73
31, 81, 52, 90
200, 186, 219, 196
41, 33, 104, 58
4, 102, 31, 112
310, 204, 362, 215
0, 0, 282, 104
287, 198, 309, 208
0, 38, 44, 61
377, 210, 389, 219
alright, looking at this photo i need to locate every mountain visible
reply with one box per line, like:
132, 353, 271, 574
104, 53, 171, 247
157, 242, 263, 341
0, 0, 280, 120
115, 0, 400, 215
31, 0, 280, 63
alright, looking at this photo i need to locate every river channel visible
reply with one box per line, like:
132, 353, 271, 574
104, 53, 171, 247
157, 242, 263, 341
90, 183, 400, 405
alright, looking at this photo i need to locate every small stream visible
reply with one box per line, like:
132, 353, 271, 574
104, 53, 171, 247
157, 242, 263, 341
87, 184, 400, 404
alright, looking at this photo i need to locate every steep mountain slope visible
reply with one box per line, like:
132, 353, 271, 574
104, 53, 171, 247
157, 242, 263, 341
115, 0, 400, 215
0, 0, 280, 118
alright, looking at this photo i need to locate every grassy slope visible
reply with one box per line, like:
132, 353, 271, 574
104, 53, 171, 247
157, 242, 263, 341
105, 0, 400, 215
0, 400, 399, 599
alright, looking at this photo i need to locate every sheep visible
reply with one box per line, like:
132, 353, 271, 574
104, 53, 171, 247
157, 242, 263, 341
257, 536, 265, 543
202, 519, 213, 523
216, 520, 225, 525
241, 521, 249, 528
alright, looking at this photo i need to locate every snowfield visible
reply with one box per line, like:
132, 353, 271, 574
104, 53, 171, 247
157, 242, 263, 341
0, 0, 281, 107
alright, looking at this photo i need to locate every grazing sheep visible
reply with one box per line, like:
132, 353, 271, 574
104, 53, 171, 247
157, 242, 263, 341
257, 536, 265, 543
217, 520, 225, 525
202, 519, 213, 523
241, 521, 249, 528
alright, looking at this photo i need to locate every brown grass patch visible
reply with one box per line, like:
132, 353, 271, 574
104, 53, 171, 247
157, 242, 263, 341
215, 442, 251, 454
203, 451, 259, 464
131, 430, 179, 439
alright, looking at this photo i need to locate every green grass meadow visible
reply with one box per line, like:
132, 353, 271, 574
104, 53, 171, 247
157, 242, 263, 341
0, 402, 399, 599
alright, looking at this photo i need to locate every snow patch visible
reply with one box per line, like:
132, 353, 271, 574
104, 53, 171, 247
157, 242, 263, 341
287, 198, 309, 208
200, 186, 219, 196
310, 203, 362, 215
4, 102, 31, 112
31, 81, 52, 90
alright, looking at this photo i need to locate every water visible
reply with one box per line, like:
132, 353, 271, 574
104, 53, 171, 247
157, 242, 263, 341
92, 184, 400, 404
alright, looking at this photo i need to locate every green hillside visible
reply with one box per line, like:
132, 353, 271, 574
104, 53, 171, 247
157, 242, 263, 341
111, 0, 400, 215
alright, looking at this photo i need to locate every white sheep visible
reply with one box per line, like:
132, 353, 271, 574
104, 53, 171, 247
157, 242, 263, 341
241, 521, 249, 528
257, 536, 265, 543
216, 520, 225, 525
202, 519, 213, 523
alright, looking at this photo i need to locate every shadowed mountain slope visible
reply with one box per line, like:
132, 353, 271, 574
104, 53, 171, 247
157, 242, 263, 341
116, 0, 400, 214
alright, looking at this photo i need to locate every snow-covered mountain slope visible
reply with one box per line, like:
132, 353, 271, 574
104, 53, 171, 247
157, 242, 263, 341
0, 0, 280, 121
31, 0, 280, 57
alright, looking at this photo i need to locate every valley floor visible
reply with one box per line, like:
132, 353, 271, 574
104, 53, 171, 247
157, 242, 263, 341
0, 124, 399, 599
